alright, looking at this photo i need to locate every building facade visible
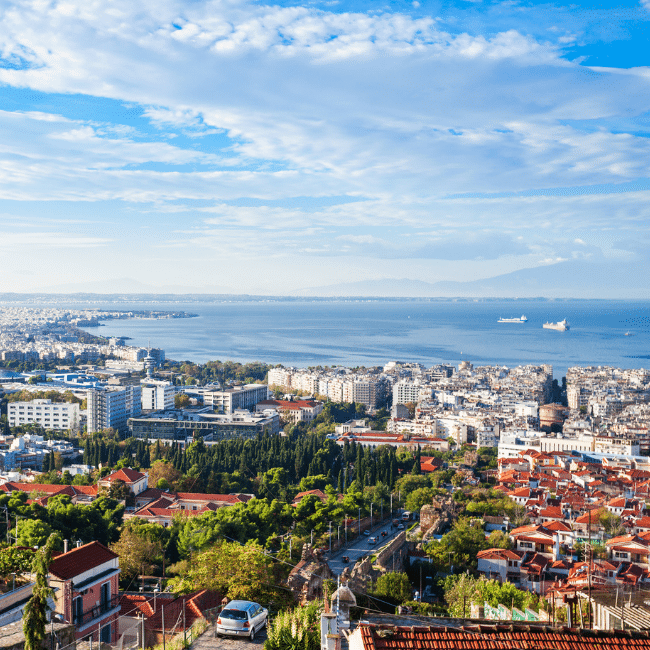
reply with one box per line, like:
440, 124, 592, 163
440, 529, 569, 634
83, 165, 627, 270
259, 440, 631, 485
8, 399, 80, 431
87, 386, 142, 433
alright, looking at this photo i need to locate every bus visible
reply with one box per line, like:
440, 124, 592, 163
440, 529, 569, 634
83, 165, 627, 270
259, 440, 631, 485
402, 511, 412, 521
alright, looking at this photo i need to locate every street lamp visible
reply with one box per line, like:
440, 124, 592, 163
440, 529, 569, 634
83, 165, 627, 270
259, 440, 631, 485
358, 508, 361, 535
329, 521, 332, 554
370, 503, 373, 529
311, 529, 314, 545
337, 525, 341, 544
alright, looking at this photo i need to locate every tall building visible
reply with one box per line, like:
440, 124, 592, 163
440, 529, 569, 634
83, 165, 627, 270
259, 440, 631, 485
87, 386, 141, 433
141, 380, 176, 411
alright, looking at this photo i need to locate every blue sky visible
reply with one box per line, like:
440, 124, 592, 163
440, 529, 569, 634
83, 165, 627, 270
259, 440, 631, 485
0, 0, 649, 295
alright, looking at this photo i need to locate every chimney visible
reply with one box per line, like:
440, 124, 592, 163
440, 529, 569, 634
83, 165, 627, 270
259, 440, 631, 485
64, 539, 69, 554
77, 540, 82, 548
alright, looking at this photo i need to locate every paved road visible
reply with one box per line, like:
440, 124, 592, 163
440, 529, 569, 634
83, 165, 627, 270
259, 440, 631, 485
191, 621, 267, 650
328, 520, 407, 576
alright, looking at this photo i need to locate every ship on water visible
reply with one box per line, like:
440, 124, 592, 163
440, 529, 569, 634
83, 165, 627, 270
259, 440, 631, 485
543, 319, 570, 331
498, 315, 528, 323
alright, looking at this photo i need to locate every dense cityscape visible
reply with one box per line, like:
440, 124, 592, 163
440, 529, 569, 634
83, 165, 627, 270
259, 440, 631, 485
2, 306, 650, 649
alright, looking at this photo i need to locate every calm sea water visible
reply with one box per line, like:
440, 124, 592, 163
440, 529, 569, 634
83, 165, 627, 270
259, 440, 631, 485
14, 298, 650, 380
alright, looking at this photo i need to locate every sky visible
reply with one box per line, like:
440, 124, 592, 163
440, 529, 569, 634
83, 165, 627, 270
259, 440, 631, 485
0, 0, 649, 295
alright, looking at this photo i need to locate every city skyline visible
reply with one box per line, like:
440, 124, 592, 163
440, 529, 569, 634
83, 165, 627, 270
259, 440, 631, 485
0, 0, 648, 296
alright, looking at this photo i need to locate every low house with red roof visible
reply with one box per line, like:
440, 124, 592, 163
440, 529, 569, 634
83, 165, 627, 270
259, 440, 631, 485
126, 492, 253, 526
476, 548, 523, 584
256, 399, 323, 423
606, 534, 650, 566
510, 524, 557, 557
48, 541, 120, 644
0, 482, 98, 505
420, 456, 444, 473
98, 468, 148, 495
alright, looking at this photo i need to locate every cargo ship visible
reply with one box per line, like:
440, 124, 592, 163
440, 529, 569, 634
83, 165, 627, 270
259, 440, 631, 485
543, 319, 570, 331
498, 315, 528, 323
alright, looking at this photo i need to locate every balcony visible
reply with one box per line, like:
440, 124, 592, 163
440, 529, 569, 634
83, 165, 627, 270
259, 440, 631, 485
73, 594, 120, 627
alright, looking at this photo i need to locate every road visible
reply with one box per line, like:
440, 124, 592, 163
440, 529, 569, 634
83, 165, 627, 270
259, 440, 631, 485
191, 621, 267, 650
327, 520, 407, 576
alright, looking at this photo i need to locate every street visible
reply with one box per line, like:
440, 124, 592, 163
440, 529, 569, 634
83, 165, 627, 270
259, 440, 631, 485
328, 519, 406, 575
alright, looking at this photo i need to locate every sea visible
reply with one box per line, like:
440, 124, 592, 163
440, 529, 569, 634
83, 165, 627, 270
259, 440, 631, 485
7, 298, 650, 380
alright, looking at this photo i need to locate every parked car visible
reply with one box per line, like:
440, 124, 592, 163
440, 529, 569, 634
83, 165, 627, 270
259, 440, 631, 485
369, 536, 378, 544
363, 530, 370, 536
397, 523, 405, 530
342, 555, 350, 563
217, 600, 268, 641
381, 531, 388, 537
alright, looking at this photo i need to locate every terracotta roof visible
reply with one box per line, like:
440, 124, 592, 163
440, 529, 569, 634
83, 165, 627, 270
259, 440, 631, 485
49, 541, 118, 580
356, 623, 650, 650
103, 468, 146, 484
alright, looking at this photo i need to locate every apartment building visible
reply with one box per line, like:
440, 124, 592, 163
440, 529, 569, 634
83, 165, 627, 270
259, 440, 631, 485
8, 399, 81, 431
87, 386, 141, 433
202, 384, 269, 414
141, 380, 176, 411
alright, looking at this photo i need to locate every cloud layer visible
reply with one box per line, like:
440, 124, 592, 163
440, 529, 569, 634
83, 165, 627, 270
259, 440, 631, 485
0, 0, 648, 292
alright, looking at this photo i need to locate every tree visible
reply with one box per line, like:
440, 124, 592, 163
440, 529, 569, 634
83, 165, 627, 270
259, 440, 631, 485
170, 540, 276, 602
405, 487, 435, 513
442, 574, 539, 617
0, 546, 33, 581
23, 534, 57, 650
371, 572, 412, 604
16, 519, 54, 548
175, 393, 191, 409
110, 522, 164, 581
108, 479, 131, 501
148, 460, 181, 491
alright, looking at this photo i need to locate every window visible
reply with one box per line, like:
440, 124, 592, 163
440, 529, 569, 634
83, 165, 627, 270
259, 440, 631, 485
73, 596, 84, 623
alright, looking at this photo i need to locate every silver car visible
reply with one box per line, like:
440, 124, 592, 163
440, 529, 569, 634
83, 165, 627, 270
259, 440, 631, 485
217, 600, 268, 641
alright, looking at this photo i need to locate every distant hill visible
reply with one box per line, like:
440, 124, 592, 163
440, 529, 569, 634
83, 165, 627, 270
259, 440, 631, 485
294, 260, 650, 298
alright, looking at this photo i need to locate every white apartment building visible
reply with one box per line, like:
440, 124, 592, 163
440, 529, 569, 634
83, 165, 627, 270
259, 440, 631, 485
87, 385, 142, 433
8, 399, 81, 432
392, 380, 434, 406
141, 380, 176, 411
202, 384, 269, 414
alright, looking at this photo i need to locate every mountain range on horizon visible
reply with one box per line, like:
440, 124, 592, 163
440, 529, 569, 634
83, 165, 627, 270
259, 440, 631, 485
22, 259, 650, 299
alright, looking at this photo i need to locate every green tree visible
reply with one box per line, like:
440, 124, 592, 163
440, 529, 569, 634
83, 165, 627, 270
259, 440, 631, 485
0, 546, 33, 581
110, 521, 164, 581
170, 540, 276, 602
442, 574, 538, 617
16, 519, 54, 548
371, 572, 412, 604
175, 393, 191, 409
23, 534, 57, 650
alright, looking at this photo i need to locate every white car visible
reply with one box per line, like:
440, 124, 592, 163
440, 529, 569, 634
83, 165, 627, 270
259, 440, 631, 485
217, 600, 268, 641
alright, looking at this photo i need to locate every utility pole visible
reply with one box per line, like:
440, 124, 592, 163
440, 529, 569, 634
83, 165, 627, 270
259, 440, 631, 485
162, 606, 166, 650
587, 510, 593, 630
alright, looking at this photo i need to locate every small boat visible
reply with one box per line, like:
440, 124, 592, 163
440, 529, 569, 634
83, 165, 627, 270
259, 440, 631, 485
498, 315, 528, 323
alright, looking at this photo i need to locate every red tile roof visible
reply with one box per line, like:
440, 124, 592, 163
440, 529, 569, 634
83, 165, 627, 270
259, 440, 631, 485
103, 468, 146, 484
49, 541, 118, 580
357, 623, 650, 650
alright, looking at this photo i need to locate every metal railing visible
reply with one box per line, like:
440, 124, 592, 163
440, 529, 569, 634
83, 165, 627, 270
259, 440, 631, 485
74, 594, 121, 627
